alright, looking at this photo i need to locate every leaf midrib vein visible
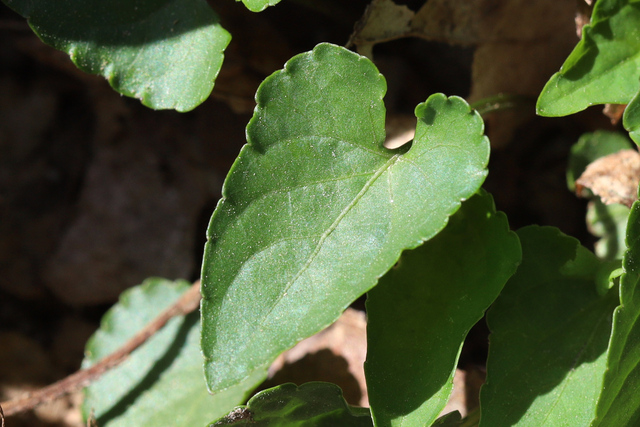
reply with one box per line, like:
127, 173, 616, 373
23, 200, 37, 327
259, 153, 402, 324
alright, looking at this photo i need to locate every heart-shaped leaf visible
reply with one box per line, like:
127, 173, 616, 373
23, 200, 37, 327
365, 190, 521, 427
3, 0, 230, 111
201, 43, 490, 393
537, 0, 640, 116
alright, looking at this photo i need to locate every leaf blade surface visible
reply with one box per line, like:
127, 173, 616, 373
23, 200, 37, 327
82, 278, 259, 427
537, 0, 640, 116
201, 43, 490, 393
592, 201, 640, 425
4, 0, 230, 111
210, 382, 372, 426
365, 191, 521, 427
480, 226, 619, 426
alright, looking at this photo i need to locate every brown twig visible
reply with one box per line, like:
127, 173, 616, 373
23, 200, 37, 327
0, 280, 201, 418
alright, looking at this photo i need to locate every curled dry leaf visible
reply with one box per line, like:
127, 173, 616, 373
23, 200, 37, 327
603, 104, 627, 125
576, 149, 640, 207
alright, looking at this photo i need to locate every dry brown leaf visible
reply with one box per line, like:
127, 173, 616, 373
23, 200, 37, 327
385, 114, 416, 149
602, 104, 626, 125
348, 0, 414, 57
350, 0, 577, 147
576, 149, 640, 207
350, 0, 575, 51
266, 308, 368, 406
440, 366, 485, 419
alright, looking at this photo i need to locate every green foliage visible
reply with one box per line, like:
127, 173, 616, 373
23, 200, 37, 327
210, 382, 372, 426
587, 200, 630, 260
480, 226, 619, 426
365, 191, 520, 427
200, 43, 489, 394
0, 0, 291, 111
623, 89, 640, 144
241, 0, 282, 13
593, 201, 640, 425
567, 131, 632, 260
82, 278, 261, 427
537, 0, 640, 117
2, 0, 230, 111
19, 0, 640, 423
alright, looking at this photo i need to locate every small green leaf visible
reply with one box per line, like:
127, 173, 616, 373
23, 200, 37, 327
201, 43, 489, 393
567, 131, 633, 191
82, 278, 260, 427
432, 411, 464, 427
592, 201, 640, 425
240, 0, 282, 13
209, 382, 373, 426
365, 191, 521, 427
536, 0, 640, 116
623, 86, 640, 144
480, 226, 619, 426
3, 0, 231, 111
587, 199, 630, 260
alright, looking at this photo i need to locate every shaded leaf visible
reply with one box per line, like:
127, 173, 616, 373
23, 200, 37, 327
210, 382, 372, 426
432, 411, 465, 427
537, 0, 640, 116
587, 199, 630, 260
624, 85, 640, 144
82, 278, 260, 427
201, 43, 489, 393
480, 226, 619, 426
592, 201, 640, 425
240, 0, 282, 13
365, 191, 521, 427
567, 131, 633, 191
3, 0, 231, 111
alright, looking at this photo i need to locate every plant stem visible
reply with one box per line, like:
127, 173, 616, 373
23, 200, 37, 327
469, 94, 535, 116
0, 281, 201, 418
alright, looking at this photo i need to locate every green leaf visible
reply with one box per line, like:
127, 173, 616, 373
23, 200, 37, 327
3, 0, 231, 111
567, 131, 633, 191
364, 191, 521, 427
480, 226, 619, 426
201, 43, 490, 393
623, 85, 640, 144
566, 131, 632, 260
241, 0, 282, 13
536, 0, 640, 116
432, 411, 463, 427
209, 382, 372, 426
82, 278, 261, 427
592, 201, 640, 425
587, 199, 630, 260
